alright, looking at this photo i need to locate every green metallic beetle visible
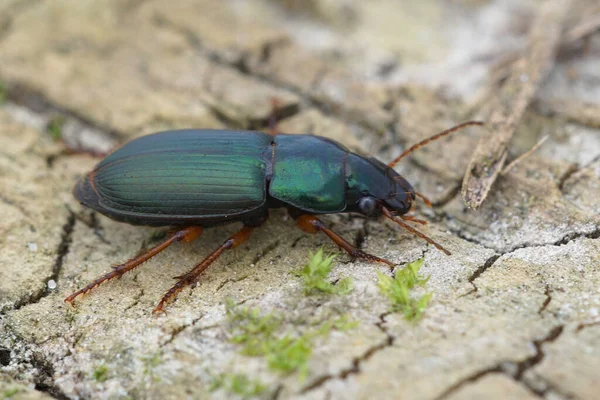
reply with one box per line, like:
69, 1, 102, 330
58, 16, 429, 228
66, 121, 481, 313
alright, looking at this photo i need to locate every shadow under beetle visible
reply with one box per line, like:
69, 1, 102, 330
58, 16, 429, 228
65, 112, 482, 314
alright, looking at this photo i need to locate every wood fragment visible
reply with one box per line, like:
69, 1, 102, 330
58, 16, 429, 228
501, 135, 549, 175
534, 98, 600, 129
461, 0, 572, 209
562, 8, 600, 46
467, 5, 600, 117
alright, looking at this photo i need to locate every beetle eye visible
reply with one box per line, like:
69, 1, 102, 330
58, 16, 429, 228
358, 196, 378, 216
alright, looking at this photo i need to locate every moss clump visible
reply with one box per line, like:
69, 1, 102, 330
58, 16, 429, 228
0, 81, 7, 104
141, 352, 162, 383
93, 364, 108, 382
47, 114, 66, 141
295, 248, 353, 295
377, 258, 432, 321
3, 387, 22, 399
225, 298, 281, 357
224, 299, 356, 379
209, 373, 266, 398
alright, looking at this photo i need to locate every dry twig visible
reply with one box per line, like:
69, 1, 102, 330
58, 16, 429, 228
461, 0, 572, 209
534, 99, 600, 129
501, 135, 549, 175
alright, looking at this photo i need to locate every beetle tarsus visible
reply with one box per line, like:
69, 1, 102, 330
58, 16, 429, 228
295, 214, 394, 266
64, 226, 203, 305
152, 225, 255, 315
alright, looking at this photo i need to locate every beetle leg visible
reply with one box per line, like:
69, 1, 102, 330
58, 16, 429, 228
153, 225, 254, 315
295, 214, 394, 267
268, 97, 281, 136
64, 226, 203, 304
399, 214, 428, 225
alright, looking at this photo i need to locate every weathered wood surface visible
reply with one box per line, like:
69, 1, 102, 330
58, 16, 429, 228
1, 1, 599, 399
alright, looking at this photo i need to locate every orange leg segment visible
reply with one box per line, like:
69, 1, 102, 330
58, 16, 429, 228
295, 215, 393, 267
400, 214, 428, 225
268, 97, 281, 136
152, 225, 254, 315
65, 226, 203, 304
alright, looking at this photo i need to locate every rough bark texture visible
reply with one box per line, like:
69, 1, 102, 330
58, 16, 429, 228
1, 1, 599, 399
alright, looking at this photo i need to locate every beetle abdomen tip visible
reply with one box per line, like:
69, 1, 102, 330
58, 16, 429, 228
73, 175, 101, 210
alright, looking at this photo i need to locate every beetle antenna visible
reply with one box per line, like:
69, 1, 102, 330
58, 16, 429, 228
390, 180, 433, 208
415, 191, 432, 207
388, 121, 484, 168
382, 206, 451, 255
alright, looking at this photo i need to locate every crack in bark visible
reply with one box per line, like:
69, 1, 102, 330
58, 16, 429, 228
150, 16, 389, 133
537, 285, 552, 315
215, 275, 249, 293
0, 340, 70, 400
353, 219, 367, 250
447, 218, 600, 255
434, 325, 565, 399
270, 383, 284, 400
2, 80, 122, 142
29, 350, 70, 400
68, 207, 110, 244
301, 311, 395, 394
575, 321, 600, 333
554, 226, 600, 245
557, 163, 580, 192
160, 315, 204, 348
444, 223, 496, 250
0, 193, 32, 220
249, 239, 281, 266
123, 287, 145, 312
0, 320, 70, 400
0, 0, 44, 46
290, 235, 305, 248
462, 225, 600, 297
498, 225, 600, 255
34, 382, 70, 400
12, 211, 75, 312
461, 254, 500, 297
0, 15, 12, 45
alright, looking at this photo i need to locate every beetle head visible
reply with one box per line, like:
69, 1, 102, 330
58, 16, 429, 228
345, 121, 485, 256
345, 155, 415, 218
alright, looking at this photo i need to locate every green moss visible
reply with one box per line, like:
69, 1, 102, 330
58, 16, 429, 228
329, 313, 359, 332
93, 364, 108, 382
47, 114, 66, 141
295, 248, 353, 295
377, 258, 432, 321
148, 229, 168, 242
140, 352, 162, 384
265, 334, 313, 378
225, 298, 281, 357
209, 373, 266, 398
224, 299, 357, 380
3, 387, 22, 399
0, 81, 7, 104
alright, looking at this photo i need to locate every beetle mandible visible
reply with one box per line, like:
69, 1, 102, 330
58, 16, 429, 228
65, 114, 482, 314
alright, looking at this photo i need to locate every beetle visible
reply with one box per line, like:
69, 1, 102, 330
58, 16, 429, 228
65, 118, 482, 314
